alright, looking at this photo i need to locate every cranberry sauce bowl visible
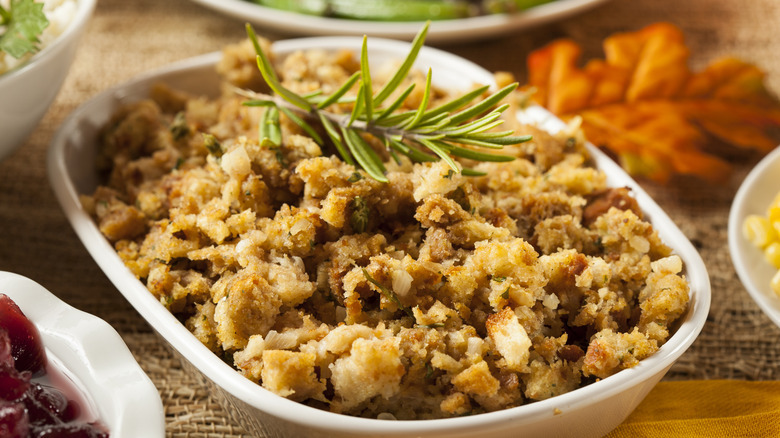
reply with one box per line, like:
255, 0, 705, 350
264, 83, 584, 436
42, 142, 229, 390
0, 272, 164, 437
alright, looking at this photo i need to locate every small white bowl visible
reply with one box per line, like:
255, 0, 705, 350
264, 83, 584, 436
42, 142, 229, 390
48, 37, 710, 438
0, 0, 96, 161
729, 146, 780, 328
0, 271, 165, 438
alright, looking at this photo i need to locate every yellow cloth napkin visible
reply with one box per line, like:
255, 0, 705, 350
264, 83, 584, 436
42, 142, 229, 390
605, 380, 780, 437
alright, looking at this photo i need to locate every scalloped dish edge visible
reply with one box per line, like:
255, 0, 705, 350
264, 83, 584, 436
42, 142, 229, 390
0, 272, 165, 438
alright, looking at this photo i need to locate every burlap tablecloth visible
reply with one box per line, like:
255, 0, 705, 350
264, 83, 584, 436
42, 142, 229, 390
1, 0, 779, 436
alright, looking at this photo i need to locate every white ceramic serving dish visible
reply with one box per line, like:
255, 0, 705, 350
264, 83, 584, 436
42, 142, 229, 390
0, 0, 96, 161
48, 37, 710, 438
189, 0, 610, 43
729, 146, 780, 328
0, 271, 164, 438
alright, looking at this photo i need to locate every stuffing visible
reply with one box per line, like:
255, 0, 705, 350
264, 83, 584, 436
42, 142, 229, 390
329, 337, 405, 410
486, 307, 532, 371
84, 37, 690, 419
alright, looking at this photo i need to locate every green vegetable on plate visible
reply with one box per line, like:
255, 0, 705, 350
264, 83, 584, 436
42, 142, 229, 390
251, 0, 555, 21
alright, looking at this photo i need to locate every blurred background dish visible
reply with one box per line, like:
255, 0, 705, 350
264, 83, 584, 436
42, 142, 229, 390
188, 0, 610, 43
729, 146, 780, 328
0, 0, 96, 162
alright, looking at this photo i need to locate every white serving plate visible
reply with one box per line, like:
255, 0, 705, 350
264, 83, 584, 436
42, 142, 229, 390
729, 146, 780, 328
189, 0, 610, 43
48, 37, 710, 438
0, 271, 164, 438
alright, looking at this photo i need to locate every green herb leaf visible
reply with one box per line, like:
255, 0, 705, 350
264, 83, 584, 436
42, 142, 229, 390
373, 20, 429, 105
278, 105, 323, 144
449, 83, 518, 125
387, 137, 436, 163
460, 168, 487, 177
417, 137, 459, 172
448, 146, 515, 162
343, 127, 388, 182
421, 84, 490, 121
0, 0, 49, 59
170, 112, 190, 141
361, 268, 412, 316
318, 112, 355, 165
317, 71, 360, 109
424, 362, 435, 379
402, 68, 433, 131
348, 81, 366, 128
350, 196, 369, 233
247, 23, 311, 111
415, 322, 445, 329
360, 35, 374, 122
259, 105, 281, 147
203, 133, 223, 157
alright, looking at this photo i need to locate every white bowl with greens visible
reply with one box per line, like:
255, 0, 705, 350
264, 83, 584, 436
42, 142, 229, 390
0, 0, 95, 161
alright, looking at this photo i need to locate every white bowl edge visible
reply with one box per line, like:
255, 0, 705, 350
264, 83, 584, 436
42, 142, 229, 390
0, 0, 97, 83
728, 145, 780, 328
0, 0, 97, 160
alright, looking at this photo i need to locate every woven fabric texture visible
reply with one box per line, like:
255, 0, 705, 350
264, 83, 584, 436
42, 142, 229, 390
1, 0, 779, 436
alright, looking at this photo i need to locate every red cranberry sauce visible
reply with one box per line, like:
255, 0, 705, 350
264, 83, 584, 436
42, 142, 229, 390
0, 294, 109, 438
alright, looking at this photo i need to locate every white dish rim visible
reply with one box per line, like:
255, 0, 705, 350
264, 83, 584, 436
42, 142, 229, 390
0, 271, 165, 438
728, 145, 780, 328
188, 0, 610, 43
47, 36, 711, 436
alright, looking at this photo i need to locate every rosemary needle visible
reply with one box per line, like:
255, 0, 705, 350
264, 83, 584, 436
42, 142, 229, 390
238, 21, 532, 181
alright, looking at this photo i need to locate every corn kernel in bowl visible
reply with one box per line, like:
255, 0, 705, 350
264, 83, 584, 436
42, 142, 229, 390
742, 195, 780, 295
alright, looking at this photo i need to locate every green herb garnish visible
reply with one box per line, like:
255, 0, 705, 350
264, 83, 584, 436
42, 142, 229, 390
424, 362, 435, 379
258, 103, 281, 147
0, 0, 49, 59
203, 133, 223, 156
170, 111, 190, 141
350, 196, 369, 233
415, 322, 445, 329
237, 22, 532, 182
361, 268, 411, 316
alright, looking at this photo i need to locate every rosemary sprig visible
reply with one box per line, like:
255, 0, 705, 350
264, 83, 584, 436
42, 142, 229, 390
239, 22, 532, 182
361, 268, 412, 317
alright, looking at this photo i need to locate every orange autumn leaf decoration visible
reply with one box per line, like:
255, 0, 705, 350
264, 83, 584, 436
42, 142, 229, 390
526, 22, 780, 183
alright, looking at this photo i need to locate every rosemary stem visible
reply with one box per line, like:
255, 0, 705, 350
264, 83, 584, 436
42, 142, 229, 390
233, 86, 477, 148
